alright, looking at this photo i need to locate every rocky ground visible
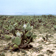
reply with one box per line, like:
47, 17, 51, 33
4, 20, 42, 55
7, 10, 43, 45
0, 30, 56, 56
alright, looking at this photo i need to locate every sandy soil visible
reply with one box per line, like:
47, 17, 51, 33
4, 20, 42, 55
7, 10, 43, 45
0, 31, 56, 56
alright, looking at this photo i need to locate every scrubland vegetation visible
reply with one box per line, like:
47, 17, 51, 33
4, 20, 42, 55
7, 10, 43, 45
0, 15, 56, 56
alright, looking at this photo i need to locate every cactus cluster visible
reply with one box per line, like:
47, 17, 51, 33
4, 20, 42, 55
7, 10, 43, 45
6, 23, 37, 51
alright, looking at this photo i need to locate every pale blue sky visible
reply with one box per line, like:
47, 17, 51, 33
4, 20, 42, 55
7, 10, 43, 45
0, 0, 56, 15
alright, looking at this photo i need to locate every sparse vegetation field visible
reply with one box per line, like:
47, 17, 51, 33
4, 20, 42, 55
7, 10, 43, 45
0, 15, 56, 56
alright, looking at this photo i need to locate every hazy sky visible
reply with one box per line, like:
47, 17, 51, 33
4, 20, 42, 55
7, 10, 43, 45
0, 0, 56, 15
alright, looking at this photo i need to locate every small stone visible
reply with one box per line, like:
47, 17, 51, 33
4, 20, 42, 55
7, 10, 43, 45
45, 42, 50, 45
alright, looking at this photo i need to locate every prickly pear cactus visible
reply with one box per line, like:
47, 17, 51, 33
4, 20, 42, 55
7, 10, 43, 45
12, 37, 21, 45
22, 23, 37, 43
26, 23, 32, 31
25, 31, 33, 38
5, 22, 37, 51
13, 44, 18, 48
4, 35, 11, 40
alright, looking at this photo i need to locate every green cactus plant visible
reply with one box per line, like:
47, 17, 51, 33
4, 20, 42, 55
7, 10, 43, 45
13, 44, 18, 48
26, 23, 32, 31
25, 31, 33, 37
12, 37, 21, 45
4, 22, 37, 51
4, 35, 11, 40
21, 23, 37, 44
